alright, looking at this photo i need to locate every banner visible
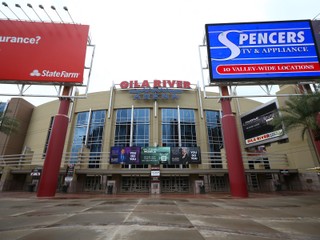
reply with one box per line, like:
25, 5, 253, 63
141, 147, 171, 165
0, 20, 89, 85
171, 147, 201, 164
110, 146, 201, 165
110, 147, 141, 164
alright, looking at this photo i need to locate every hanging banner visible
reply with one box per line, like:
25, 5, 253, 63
0, 20, 89, 85
110, 146, 141, 164
141, 147, 171, 165
171, 147, 201, 164
126, 147, 141, 164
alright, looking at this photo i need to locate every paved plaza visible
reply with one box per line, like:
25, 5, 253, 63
0, 192, 319, 240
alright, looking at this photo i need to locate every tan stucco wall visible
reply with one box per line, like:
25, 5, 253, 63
266, 85, 320, 172
23, 99, 60, 155
22, 86, 319, 175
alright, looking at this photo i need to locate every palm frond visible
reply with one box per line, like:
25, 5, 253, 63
272, 92, 320, 140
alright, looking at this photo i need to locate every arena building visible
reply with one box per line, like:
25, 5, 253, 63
0, 81, 319, 194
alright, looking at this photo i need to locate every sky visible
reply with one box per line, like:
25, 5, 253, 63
1, 0, 320, 106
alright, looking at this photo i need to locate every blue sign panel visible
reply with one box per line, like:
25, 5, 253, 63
205, 20, 320, 83
110, 146, 141, 164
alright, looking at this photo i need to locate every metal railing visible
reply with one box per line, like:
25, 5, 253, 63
0, 151, 290, 170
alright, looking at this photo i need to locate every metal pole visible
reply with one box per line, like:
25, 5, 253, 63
37, 86, 71, 197
220, 85, 248, 198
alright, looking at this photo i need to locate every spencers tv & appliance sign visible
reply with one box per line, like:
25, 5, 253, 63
0, 20, 89, 85
240, 101, 288, 147
205, 20, 320, 83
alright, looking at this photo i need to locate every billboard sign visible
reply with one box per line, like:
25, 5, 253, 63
240, 101, 287, 147
171, 147, 201, 164
206, 20, 320, 83
110, 146, 201, 165
141, 147, 171, 165
110, 146, 141, 164
0, 20, 89, 85
311, 20, 320, 57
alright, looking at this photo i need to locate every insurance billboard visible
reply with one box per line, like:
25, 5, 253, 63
240, 101, 287, 147
0, 20, 89, 85
205, 20, 320, 84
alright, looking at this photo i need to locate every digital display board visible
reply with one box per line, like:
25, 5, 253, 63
240, 101, 287, 146
205, 20, 320, 84
0, 20, 89, 85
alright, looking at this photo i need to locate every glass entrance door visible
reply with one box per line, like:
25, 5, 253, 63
161, 176, 189, 193
121, 176, 150, 193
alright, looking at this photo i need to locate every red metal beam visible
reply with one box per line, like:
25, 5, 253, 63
37, 87, 71, 197
220, 86, 248, 198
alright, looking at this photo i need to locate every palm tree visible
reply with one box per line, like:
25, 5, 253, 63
273, 92, 320, 141
0, 105, 20, 135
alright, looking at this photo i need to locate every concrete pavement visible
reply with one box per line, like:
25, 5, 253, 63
0, 192, 319, 240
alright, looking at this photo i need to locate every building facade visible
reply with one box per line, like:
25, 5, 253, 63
0, 82, 319, 194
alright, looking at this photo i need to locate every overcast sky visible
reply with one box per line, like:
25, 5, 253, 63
1, 0, 320, 106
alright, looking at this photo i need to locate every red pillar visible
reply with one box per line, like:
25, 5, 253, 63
37, 87, 71, 197
220, 86, 248, 198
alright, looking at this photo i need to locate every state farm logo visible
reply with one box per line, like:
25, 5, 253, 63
30, 69, 41, 77
30, 69, 80, 78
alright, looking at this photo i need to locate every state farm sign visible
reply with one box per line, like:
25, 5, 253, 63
0, 20, 89, 85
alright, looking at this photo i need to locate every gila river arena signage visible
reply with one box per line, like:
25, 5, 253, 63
205, 20, 320, 84
120, 80, 192, 100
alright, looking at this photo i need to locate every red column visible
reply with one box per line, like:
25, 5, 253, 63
220, 86, 248, 198
37, 87, 71, 197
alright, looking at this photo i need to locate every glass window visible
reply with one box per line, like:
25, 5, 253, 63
133, 109, 150, 147
114, 108, 150, 147
161, 108, 197, 147
114, 109, 131, 147
43, 116, 54, 156
0, 102, 7, 114
114, 108, 150, 169
70, 110, 106, 168
161, 109, 179, 147
180, 109, 197, 147
205, 110, 223, 168
161, 108, 196, 168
